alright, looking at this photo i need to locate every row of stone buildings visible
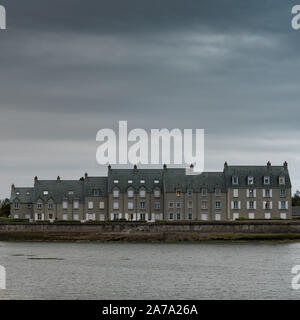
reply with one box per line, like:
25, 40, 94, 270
10, 162, 292, 221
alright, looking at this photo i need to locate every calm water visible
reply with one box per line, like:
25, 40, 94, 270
0, 241, 300, 300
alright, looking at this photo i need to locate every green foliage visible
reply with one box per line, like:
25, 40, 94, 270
0, 199, 10, 217
292, 192, 300, 206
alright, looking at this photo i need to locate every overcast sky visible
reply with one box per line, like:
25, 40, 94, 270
0, 0, 299, 198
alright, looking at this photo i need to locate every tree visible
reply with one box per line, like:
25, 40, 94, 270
0, 199, 10, 217
292, 192, 300, 207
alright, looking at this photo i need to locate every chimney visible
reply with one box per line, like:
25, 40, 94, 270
267, 161, 271, 168
108, 164, 112, 171
133, 164, 137, 171
163, 164, 167, 170
190, 163, 194, 169
84, 172, 88, 179
284, 161, 288, 169
34, 176, 38, 182
11, 183, 15, 189
224, 161, 228, 169
57, 176, 61, 181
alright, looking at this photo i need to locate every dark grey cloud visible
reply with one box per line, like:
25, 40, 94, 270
0, 0, 300, 197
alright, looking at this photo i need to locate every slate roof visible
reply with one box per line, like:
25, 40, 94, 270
84, 176, 108, 197
108, 168, 163, 192
224, 165, 291, 188
11, 187, 34, 203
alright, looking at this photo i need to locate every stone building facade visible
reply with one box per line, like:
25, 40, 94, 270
10, 162, 292, 221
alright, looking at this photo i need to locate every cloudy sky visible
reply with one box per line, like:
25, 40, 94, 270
0, 0, 299, 198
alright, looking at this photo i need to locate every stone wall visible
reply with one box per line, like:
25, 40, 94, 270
1, 221, 300, 241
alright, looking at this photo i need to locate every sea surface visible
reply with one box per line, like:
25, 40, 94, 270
0, 241, 300, 300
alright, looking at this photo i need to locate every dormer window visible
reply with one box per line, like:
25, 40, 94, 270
279, 176, 285, 185
140, 179, 145, 184
187, 189, 193, 197
26, 192, 30, 195
113, 179, 119, 184
247, 176, 254, 185
92, 189, 100, 196
128, 180, 133, 184
16, 191, 20, 196
154, 180, 159, 184
176, 190, 181, 197
232, 176, 239, 185
215, 188, 221, 196
43, 191, 48, 195
264, 176, 270, 185
68, 191, 74, 195
201, 188, 207, 196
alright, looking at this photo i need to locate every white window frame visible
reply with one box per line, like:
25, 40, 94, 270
99, 201, 105, 209
73, 201, 79, 209
128, 201, 134, 210
88, 201, 93, 209
113, 189, 119, 198
139, 189, 146, 198
113, 201, 119, 210
127, 189, 134, 198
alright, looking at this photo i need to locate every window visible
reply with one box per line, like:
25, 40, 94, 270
202, 201, 207, 209
216, 201, 221, 210
128, 201, 134, 210
280, 189, 286, 197
176, 202, 181, 209
264, 176, 270, 185
27, 204, 32, 209
88, 201, 93, 209
279, 176, 285, 185
215, 213, 221, 221
140, 179, 145, 184
73, 201, 79, 209
233, 201, 239, 209
37, 213, 42, 221
68, 191, 74, 195
188, 213, 193, 220
16, 191, 20, 196
113, 179, 119, 184
140, 201, 146, 209
264, 201, 272, 210
248, 176, 254, 185
26, 192, 30, 196
128, 180, 133, 184
233, 189, 238, 198
169, 213, 174, 220
48, 202, 53, 210
201, 213, 208, 221
140, 213, 146, 220
249, 213, 255, 219
188, 200, 193, 209
43, 190, 48, 195
215, 188, 221, 196
176, 190, 181, 197
249, 201, 254, 210
265, 213, 271, 219
280, 213, 287, 219
248, 189, 255, 198
264, 189, 271, 198
113, 190, 119, 198
139, 189, 146, 198
154, 179, 159, 184
169, 201, 174, 208
232, 176, 238, 185
49, 213, 54, 220
201, 188, 207, 196
14, 202, 19, 209
99, 201, 105, 209
176, 213, 181, 220
113, 213, 119, 220
233, 213, 239, 220
187, 189, 193, 197
92, 189, 99, 196
74, 214, 80, 221
280, 201, 286, 210
127, 190, 134, 198
154, 189, 160, 198
113, 201, 119, 210
154, 202, 160, 210
37, 202, 43, 209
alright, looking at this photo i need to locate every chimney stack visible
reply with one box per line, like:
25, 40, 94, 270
84, 172, 88, 179
283, 161, 288, 169
267, 161, 271, 168
224, 161, 228, 169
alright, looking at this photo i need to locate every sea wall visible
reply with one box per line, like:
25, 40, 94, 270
1, 220, 300, 241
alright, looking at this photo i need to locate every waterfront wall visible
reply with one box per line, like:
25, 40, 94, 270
1, 221, 300, 241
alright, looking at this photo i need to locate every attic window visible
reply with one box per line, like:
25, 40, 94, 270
232, 176, 239, 185
43, 191, 49, 195
26, 192, 30, 195
279, 176, 285, 185
140, 179, 145, 184
154, 180, 159, 184
16, 192, 20, 195
247, 176, 254, 185
176, 190, 181, 197
68, 191, 74, 195
114, 179, 119, 184
92, 189, 100, 196
264, 176, 270, 185
128, 180, 133, 184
